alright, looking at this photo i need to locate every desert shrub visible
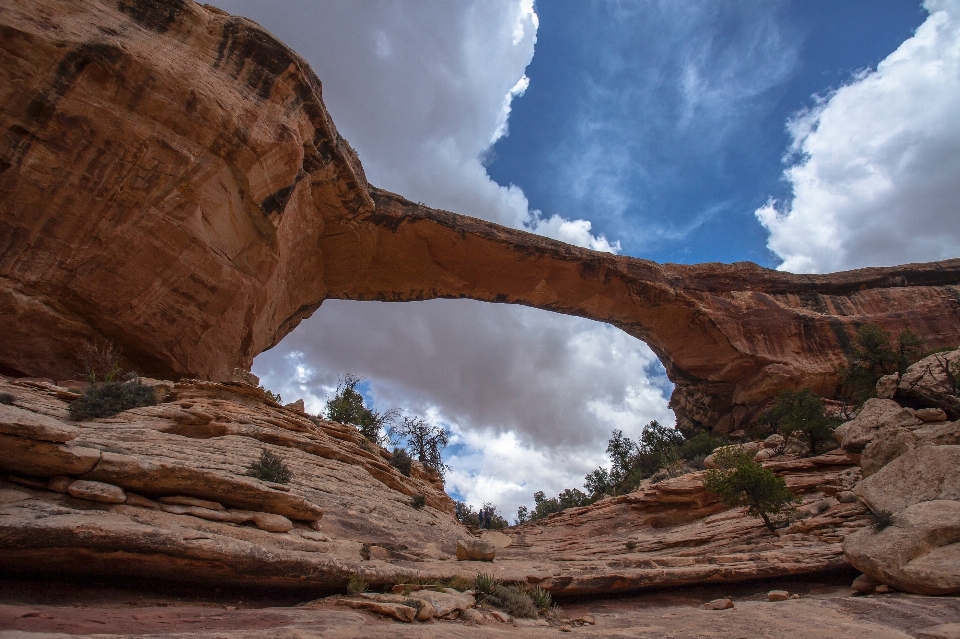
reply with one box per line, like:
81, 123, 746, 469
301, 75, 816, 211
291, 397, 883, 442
529, 585, 552, 613
686, 453, 709, 470
456, 501, 481, 527
246, 449, 292, 484
871, 509, 895, 531
360, 543, 371, 560
410, 494, 426, 509
402, 597, 424, 612
326, 374, 398, 445
0, 392, 15, 405
76, 338, 123, 383
391, 447, 412, 476
346, 573, 368, 594
680, 431, 724, 461
68, 380, 157, 420
814, 499, 832, 515
702, 446, 799, 533
515, 505, 530, 525
259, 387, 282, 404
390, 415, 449, 479
446, 575, 473, 592
474, 573, 499, 601
764, 388, 840, 456
839, 325, 925, 405
625, 540, 637, 551
489, 584, 538, 618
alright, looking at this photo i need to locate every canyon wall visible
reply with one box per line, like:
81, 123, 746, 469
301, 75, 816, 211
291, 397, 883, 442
2, 0, 959, 434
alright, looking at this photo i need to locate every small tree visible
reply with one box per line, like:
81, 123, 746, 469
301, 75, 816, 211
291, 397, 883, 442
515, 505, 530, 525
840, 324, 926, 405
390, 415, 449, 478
246, 449, 293, 484
765, 388, 840, 456
583, 467, 612, 497
325, 374, 398, 444
390, 447, 412, 476
702, 447, 798, 533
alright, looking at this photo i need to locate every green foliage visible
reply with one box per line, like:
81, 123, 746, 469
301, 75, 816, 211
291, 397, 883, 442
489, 584, 538, 619
246, 448, 293, 484
529, 585, 552, 613
456, 501, 480, 527
410, 494, 426, 509
764, 388, 840, 456
446, 575, 474, 592
840, 325, 926, 405
583, 467, 612, 497
390, 415, 449, 478
679, 431, 724, 460
360, 543, 371, 560
474, 573, 499, 601
326, 374, 398, 445
390, 447, 412, 476
68, 380, 157, 420
871, 509, 894, 531
346, 573, 368, 594
0, 392, 15, 405
260, 387, 282, 404
515, 505, 530, 525
702, 447, 799, 532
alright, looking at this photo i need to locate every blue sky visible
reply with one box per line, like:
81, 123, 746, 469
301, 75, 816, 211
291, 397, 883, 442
486, 1, 925, 265
214, 0, 960, 517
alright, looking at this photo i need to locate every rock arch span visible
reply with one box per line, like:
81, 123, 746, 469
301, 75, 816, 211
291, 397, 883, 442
1, 0, 959, 434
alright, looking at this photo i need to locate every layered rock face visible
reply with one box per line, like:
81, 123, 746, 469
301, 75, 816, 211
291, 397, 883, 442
2, 0, 960, 438
0, 373, 867, 594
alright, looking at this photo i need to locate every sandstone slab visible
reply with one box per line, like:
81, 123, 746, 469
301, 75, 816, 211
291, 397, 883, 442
855, 446, 960, 514
843, 500, 960, 595
66, 480, 126, 504
0, 405, 77, 442
0, 435, 101, 477
457, 538, 496, 561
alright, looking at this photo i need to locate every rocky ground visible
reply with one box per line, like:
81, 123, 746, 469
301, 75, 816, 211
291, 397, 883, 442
1, 577, 958, 638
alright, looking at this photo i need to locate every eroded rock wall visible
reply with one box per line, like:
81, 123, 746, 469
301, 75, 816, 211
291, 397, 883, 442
2, 0, 959, 435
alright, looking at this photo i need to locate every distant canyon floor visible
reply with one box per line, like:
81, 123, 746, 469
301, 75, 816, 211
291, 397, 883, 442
1, 574, 958, 639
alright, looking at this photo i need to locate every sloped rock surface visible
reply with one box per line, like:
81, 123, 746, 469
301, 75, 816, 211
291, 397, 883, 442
843, 500, 960, 595
1, 0, 959, 437
855, 445, 960, 514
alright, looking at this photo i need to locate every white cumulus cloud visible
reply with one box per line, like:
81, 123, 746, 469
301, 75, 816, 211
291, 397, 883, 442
758, 0, 960, 273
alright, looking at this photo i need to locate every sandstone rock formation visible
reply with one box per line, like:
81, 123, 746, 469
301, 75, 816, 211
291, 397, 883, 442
0, 372, 868, 595
2, 0, 959, 436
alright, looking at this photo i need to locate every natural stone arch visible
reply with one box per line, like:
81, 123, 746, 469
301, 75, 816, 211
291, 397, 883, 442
2, 0, 959, 435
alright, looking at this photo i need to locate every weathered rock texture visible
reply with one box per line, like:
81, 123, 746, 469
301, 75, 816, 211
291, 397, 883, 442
0, 374, 867, 595
2, 0, 960, 435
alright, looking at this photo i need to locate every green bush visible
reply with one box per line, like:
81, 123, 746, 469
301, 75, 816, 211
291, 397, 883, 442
871, 509, 894, 531
326, 374, 398, 445
839, 325, 925, 405
489, 584, 538, 619
474, 572, 499, 601
410, 494, 426, 509
702, 447, 799, 533
391, 447, 412, 476
389, 415, 449, 479
529, 585, 552, 613
0, 392, 15, 405
246, 449, 292, 484
68, 380, 157, 420
346, 573, 368, 594
360, 543, 371, 560
764, 388, 840, 456
679, 431, 723, 460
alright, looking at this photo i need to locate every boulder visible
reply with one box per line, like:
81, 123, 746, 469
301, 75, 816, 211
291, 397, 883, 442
703, 442, 762, 469
341, 599, 416, 622
159, 496, 226, 511
898, 349, 960, 419
459, 608, 484, 624
916, 408, 948, 422
701, 598, 734, 610
767, 590, 789, 601
851, 574, 882, 594
66, 480, 126, 504
763, 434, 785, 449
834, 399, 921, 455
855, 446, 960, 514
479, 530, 512, 548
876, 374, 900, 400
843, 500, 960, 595
457, 538, 496, 561
409, 589, 475, 617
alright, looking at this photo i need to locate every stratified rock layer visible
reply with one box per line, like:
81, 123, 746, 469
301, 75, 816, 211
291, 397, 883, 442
2, 0, 960, 434
0, 374, 865, 594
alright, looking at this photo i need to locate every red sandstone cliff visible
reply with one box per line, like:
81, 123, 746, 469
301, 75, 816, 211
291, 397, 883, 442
1, 0, 959, 434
